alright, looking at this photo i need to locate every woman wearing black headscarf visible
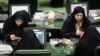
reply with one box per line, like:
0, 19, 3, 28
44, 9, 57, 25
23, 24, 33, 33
61, 6, 91, 43
9, 27, 44, 56
1, 10, 30, 48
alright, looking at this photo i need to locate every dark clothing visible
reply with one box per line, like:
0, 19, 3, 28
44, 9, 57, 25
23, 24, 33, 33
74, 26, 100, 56
1, 10, 29, 48
10, 28, 44, 56
61, 6, 91, 43
14, 28, 44, 49
5, 25, 24, 47
61, 6, 91, 39
61, 17, 91, 39
61, 18, 91, 43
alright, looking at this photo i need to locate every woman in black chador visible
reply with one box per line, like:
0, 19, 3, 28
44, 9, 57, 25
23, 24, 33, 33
2, 11, 44, 56
10, 27, 44, 56
61, 6, 91, 43
2, 10, 43, 50
74, 26, 100, 56
1, 10, 29, 48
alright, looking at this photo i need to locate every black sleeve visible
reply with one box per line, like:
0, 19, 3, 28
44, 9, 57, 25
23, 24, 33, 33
1, 16, 13, 40
61, 19, 77, 39
3, 34, 12, 44
85, 18, 91, 26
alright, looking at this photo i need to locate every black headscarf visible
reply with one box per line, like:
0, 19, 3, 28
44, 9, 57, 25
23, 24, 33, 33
1, 10, 30, 40
68, 6, 90, 31
61, 6, 91, 38
9, 27, 44, 56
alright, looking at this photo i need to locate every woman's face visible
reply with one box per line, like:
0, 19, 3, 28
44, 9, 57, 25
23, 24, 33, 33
15, 19, 23, 26
74, 13, 83, 22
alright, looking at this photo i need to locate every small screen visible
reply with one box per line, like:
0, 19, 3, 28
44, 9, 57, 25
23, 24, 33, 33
33, 28, 45, 45
96, 27, 100, 34
24, 27, 46, 47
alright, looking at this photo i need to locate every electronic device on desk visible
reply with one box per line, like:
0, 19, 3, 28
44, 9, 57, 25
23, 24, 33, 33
94, 25, 100, 34
14, 49, 51, 56
9, 0, 38, 18
90, 25, 100, 34
24, 27, 46, 47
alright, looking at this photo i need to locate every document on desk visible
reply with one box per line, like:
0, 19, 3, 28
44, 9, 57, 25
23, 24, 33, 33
0, 44, 13, 54
50, 39, 60, 48
93, 16, 100, 20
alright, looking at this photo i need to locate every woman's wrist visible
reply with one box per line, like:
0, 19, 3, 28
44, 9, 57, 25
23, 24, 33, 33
80, 32, 84, 38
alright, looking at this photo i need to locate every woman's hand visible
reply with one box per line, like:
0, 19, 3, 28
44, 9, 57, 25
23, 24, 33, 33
76, 26, 82, 35
80, 32, 84, 38
76, 26, 84, 38
10, 34, 17, 40
10, 34, 22, 41
16, 37, 22, 42
76, 30, 84, 38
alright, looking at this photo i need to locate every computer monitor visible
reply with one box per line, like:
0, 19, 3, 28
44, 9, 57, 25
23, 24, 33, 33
24, 27, 46, 46
33, 28, 46, 45
9, 4, 31, 22
9, 4, 30, 16
94, 25, 100, 34
9, 0, 38, 18
91, 25, 100, 34
96, 27, 100, 34
69, 2, 88, 17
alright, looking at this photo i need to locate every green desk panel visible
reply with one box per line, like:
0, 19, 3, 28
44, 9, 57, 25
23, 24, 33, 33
14, 49, 51, 56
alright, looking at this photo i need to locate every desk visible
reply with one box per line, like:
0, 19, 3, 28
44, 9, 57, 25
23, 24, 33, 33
29, 20, 63, 29
29, 20, 63, 39
45, 43, 75, 56
0, 42, 75, 56
29, 18, 100, 28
